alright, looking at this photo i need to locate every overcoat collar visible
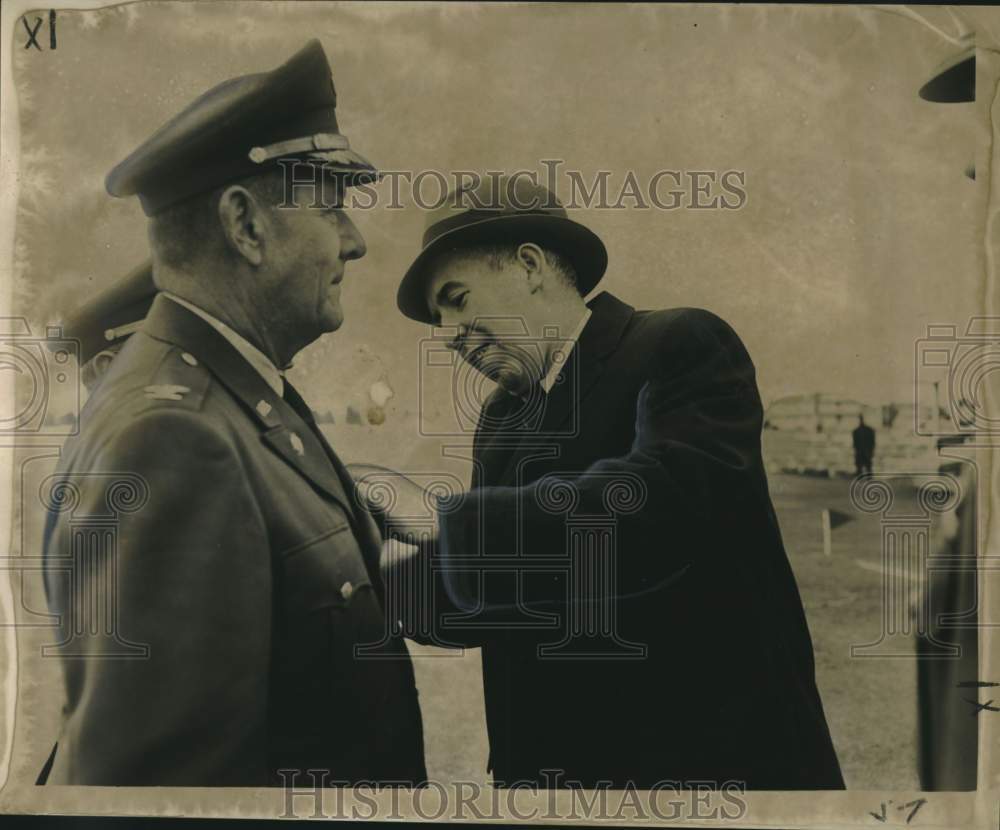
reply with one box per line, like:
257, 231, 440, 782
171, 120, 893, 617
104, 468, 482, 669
536, 291, 634, 435
476, 291, 635, 487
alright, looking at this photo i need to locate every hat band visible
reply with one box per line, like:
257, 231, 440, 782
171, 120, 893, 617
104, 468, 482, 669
248, 132, 351, 164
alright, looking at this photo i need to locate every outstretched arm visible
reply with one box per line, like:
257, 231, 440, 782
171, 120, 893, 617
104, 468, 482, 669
435, 308, 767, 613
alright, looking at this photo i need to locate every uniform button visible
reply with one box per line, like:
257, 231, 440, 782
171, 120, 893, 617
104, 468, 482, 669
181, 352, 198, 366
340, 581, 353, 600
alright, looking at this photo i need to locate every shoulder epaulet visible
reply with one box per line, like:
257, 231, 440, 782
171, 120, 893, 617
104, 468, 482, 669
130, 346, 212, 415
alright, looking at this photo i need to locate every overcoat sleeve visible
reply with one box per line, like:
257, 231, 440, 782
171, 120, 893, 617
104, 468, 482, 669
436, 308, 767, 614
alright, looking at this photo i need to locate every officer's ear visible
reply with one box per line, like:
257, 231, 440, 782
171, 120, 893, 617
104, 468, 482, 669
217, 185, 267, 266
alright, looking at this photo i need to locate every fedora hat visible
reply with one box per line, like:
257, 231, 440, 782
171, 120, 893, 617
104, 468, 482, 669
397, 175, 607, 324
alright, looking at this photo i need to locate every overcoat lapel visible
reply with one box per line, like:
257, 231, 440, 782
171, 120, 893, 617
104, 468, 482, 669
485, 292, 636, 488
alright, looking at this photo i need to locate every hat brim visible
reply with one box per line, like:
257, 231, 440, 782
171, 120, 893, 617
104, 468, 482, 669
919, 46, 975, 103
397, 213, 608, 324
303, 147, 380, 186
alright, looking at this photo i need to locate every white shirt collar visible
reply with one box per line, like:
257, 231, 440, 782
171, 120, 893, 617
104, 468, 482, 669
540, 308, 592, 393
162, 293, 285, 396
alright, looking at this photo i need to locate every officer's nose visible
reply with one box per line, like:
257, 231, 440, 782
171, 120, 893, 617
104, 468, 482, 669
339, 212, 367, 261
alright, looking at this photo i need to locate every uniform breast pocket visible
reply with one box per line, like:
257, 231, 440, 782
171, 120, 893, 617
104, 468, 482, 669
278, 524, 395, 718
282, 523, 374, 615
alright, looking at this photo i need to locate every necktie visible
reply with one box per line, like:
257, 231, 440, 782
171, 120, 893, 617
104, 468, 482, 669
283, 379, 387, 582
281, 379, 317, 427
281, 379, 357, 518
472, 389, 538, 489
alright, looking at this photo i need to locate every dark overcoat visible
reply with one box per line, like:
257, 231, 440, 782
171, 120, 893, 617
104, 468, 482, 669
435, 291, 845, 790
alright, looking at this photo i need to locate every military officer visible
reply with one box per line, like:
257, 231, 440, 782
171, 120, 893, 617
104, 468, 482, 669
40, 41, 426, 786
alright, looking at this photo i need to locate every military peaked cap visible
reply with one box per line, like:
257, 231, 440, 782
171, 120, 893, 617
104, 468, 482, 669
106, 40, 377, 216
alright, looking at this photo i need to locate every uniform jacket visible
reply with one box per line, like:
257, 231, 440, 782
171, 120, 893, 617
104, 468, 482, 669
41, 295, 426, 786
434, 291, 845, 790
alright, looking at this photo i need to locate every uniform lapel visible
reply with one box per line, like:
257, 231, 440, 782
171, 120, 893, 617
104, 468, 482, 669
258, 420, 355, 514
281, 381, 385, 581
141, 295, 355, 517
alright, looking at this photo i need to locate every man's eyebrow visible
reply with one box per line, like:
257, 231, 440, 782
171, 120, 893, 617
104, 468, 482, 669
435, 281, 463, 306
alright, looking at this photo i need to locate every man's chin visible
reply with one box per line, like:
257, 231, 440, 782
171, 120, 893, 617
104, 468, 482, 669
319, 305, 344, 332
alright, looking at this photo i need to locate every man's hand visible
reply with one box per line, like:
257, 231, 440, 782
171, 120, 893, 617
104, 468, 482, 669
349, 464, 441, 545
379, 537, 422, 576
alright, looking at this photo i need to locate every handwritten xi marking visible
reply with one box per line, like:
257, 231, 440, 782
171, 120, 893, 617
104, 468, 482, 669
21, 11, 56, 51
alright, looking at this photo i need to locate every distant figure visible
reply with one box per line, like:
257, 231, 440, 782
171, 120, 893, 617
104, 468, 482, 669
852, 415, 876, 475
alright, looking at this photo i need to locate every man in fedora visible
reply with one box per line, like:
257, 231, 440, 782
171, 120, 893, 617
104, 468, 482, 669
388, 175, 844, 789
39, 41, 425, 786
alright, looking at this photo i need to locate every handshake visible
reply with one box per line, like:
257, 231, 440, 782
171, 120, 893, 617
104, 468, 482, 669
347, 463, 446, 574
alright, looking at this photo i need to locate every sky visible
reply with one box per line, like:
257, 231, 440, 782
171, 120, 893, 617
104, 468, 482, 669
5, 3, 989, 457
